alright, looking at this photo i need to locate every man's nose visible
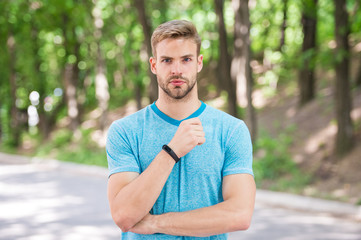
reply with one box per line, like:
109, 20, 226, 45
171, 61, 182, 75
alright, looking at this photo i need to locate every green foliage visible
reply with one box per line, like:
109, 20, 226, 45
56, 128, 107, 167
253, 126, 310, 192
52, 129, 73, 147
58, 147, 107, 167
254, 130, 293, 180
0, 105, 10, 145
237, 105, 245, 120
34, 127, 107, 167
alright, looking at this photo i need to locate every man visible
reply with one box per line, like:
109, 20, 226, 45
106, 20, 255, 239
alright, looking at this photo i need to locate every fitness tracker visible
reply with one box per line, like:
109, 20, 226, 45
162, 144, 180, 163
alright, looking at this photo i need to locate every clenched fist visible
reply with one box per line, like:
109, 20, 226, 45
168, 117, 205, 158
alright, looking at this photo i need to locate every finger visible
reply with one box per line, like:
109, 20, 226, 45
192, 125, 204, 132
194, 131, 205, 138
197, 136, 206, 145
184, 117, 202, 125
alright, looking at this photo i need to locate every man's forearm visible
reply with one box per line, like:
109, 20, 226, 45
109, 150, 175, 231
130, 174, 256, 237
131, 199, 254, 237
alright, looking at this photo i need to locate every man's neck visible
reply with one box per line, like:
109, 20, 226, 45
155, 92, 201, 121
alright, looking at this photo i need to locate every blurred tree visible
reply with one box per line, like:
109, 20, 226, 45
231, 0, 257, 140
55, 0, 95, 133
350, 0, 361, 87
29, 7, 65, 140
333, 0, 353, 156
298, 0, 318, 106
63, 22, 81, 132
51, 2, 82, 132
1, 0, 27, 147
356, 57, 361, 87
279, 0, 288, 50
8, 32, 21, 146
134, 0, 158, 104
250, 0, 287, 58
152, 0, 168, 24
93, 0, 110, 131
214, 0, 238, 117
30, 20, 52, 139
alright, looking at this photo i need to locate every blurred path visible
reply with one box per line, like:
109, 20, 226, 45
0, 155, 119, 240
0, 153, 361, 240
233, 203, 361, 240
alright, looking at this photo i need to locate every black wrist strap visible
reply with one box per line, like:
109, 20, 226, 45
162, 145, 180, 163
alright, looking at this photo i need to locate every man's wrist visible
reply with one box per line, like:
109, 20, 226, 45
167, 143, 181, 158
152, 213, 166, 234
163, 144, 181, 162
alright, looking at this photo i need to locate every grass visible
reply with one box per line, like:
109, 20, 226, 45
31, 128, 108, 167
253, 127, 311, 193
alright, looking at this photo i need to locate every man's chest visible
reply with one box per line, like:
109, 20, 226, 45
137, 124, 224, 174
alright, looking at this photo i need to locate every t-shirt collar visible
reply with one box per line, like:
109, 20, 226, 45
151, 101, 206, 126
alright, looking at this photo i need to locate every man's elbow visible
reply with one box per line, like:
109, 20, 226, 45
232, 212, 252, 231
112, 212, 137, 232
235, 218, 251, 231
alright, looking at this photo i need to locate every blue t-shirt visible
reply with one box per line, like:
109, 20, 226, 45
106, 102, 253, 240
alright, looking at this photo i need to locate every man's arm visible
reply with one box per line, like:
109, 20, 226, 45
107, 118, 205, 232
129, 173, 256, 237
107, 150, 175, 232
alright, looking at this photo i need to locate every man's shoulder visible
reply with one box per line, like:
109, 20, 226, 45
202, 104, 250, 139
109, 106, 150, 132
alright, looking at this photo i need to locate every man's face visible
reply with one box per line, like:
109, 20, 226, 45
150, 38, 203, 100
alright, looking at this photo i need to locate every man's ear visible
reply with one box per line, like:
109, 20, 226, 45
149, 57, 157, 74
197, 55, 203, 73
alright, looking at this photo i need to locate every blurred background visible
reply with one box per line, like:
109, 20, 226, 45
0, 0, 360, 205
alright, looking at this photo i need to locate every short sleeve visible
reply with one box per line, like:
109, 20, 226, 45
106, 122, 140, 177
222, 121, 254, 177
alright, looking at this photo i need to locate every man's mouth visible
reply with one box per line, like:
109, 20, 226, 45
170, 79, 186, 86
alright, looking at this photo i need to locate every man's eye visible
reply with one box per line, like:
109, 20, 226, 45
184, 58, 191, 62
162, 59, 171, 63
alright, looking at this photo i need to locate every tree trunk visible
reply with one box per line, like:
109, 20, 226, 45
95, 46, 110, 130
351, 0, 360, 87
214, 0, 238, 117
7, 34, 21, 147
134, 0, 158, 103
134, 63, 143, 110
63, 63, 80, 132
298, 0, 318, 106
93, 1, 110, 131
231, 0, 257, 141
62, 15, 81, 132
30, 23, 52, 139
279, 0, 288, 50
32, 28, 65, 139
356, 56, 361, 87
0, 72, 2, 143
334, 0, 353, 156
0, 101, 2, 143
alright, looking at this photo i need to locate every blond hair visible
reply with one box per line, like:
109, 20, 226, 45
151, 20, 201, 57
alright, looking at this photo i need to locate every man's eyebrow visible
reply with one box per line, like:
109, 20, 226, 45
159, 54, 195, 59
181, 54, 195, 58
